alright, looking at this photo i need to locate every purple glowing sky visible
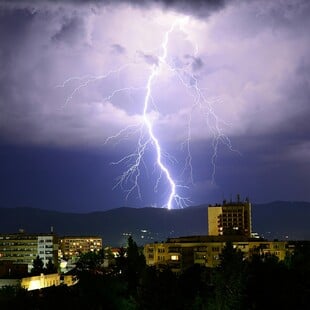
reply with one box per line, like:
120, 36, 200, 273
0, 0, 309, 212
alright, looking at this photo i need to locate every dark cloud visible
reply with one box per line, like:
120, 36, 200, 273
184, 55, 204, 71
131, 0, 228, 16
191, 57, 203, 71
137, 51, 159, 66
0, 0, 229, 17
0, 8, 35, 59
0, 0, 309, 210
52, 15, 86, 45
111, 43, 126, 54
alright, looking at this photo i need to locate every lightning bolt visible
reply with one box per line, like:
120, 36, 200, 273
107, 16, 191, 210
59, 15, 237, 210
140, 17, 191, 209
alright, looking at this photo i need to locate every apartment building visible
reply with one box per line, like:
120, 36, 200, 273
0, 232, 58, 272
208, 197, 252, 237
59, 236, 102, 259
144, 235, 290, 271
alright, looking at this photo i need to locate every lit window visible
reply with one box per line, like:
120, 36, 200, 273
171, 255, 179, 261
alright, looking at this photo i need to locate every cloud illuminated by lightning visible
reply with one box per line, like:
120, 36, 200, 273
59, 14, 236, 210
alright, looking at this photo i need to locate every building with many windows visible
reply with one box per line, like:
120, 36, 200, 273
0, 232, 58, 272
208, 197, 252, 237
59, 236, 102, 259
37, 235, 58, 267
144, 235, 290, 272
0, 232, 102, 272
144, 197, 293, 272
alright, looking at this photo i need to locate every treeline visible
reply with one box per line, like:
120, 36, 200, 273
1, 238, 310, 309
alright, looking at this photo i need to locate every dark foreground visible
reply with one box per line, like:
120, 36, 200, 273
1, 240, 310, 310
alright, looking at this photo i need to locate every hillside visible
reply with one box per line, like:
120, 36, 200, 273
0, 201, 309, 246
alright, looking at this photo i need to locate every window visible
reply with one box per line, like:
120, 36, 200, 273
197, 247, 207, 251
195, 253, 206, 260
168, 247, 180, 253
171, 255, 179, 261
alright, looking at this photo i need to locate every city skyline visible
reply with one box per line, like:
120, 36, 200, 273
1, 0, 310, 212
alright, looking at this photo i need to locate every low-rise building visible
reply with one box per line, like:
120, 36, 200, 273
21, 273, 61, 291
0, 273, 78, 291
144, 235, 290, 272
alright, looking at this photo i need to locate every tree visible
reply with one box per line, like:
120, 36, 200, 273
210, 241, 246, 310
114, 236, 146, 296
31, 256, 44, 275
45, 258, 57, 274
114, 246, 127, 275
246, 252, 292, 309
76, 251, 103, 271
126, 236, 146, 295
178, 264, 211, 309
138, 265, 179, 310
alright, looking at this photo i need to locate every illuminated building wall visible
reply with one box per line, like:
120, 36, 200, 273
0, 273, 78, 291
208, 206, 222, 236
59, 236, 102, 259
144, 236, 290, 271
0, 233, 58, 272
208, 198, 252, 237
21, 273, 61, 291
38, 235, 58, 268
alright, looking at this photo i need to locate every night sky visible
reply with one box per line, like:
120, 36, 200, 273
0, 0, 309, 212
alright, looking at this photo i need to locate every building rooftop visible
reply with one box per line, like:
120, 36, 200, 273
166, 235, 264, 243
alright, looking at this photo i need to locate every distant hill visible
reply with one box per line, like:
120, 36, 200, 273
0, 201, 309, 246
252, 201, 310, 241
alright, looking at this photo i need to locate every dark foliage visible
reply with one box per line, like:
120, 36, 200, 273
76, 250, 104, 271
1, 239, 310, 309
45, 259, 57, 274
31, 255, 44, 275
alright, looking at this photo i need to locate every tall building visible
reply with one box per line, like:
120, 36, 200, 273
38, 235, 58, 267
208, 197, 252, 237
143, 197, 295, 272
0, 232, 58, 272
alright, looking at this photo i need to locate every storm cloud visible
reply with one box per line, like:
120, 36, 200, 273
0, 0, 309, 210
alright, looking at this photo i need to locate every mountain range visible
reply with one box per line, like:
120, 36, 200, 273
0, 201, 309, 246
